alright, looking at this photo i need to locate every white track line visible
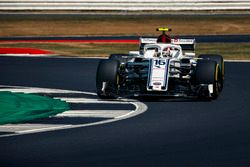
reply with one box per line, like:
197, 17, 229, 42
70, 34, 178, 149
56, 110, 131, 118
0, 124, 69, 132
0, 87, 94, 94
15, 100, 147, 135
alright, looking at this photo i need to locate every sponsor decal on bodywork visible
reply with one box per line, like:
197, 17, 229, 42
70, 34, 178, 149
147, 58, 170, 91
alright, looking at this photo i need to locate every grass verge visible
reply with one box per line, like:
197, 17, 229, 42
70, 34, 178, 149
0, 42, 250, 59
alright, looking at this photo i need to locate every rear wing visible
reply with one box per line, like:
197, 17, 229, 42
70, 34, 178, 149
172, 38, 196, 51
139, 37, 196, 53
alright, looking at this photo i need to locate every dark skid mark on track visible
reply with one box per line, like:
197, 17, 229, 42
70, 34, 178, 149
70, 103, 135, 111
0, 132, 15, 136
24, 117, 110, 125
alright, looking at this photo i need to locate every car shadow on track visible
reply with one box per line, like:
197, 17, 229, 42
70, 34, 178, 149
127, 96, 212, 102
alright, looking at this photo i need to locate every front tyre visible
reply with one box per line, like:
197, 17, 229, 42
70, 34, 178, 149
195, 60, 220, 99
96, 59, 120, 99
198, 54, 224, 91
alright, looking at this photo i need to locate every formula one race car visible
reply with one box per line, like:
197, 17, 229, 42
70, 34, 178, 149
96, 28, 224, 99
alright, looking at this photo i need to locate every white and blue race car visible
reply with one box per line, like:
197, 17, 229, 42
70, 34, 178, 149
96, 28, 224, 99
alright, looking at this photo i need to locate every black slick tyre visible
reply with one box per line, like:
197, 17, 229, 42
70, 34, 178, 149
198, 54, 224, 91
96, 59, 119, 99
195, 60, 220, 99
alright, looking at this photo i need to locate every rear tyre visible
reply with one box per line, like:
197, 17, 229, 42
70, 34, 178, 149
198, 54, 224, 91
195, 60, 220, 99
96, 59, 120, 99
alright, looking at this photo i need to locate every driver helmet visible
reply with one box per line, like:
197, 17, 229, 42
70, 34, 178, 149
157, 32, 171, 43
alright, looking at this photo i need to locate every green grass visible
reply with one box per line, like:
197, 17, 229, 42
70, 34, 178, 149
0, 42, 250, 59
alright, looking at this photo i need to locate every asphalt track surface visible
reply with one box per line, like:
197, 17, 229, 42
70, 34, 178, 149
1, 35, 250, 43
0, 56, 250, 167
